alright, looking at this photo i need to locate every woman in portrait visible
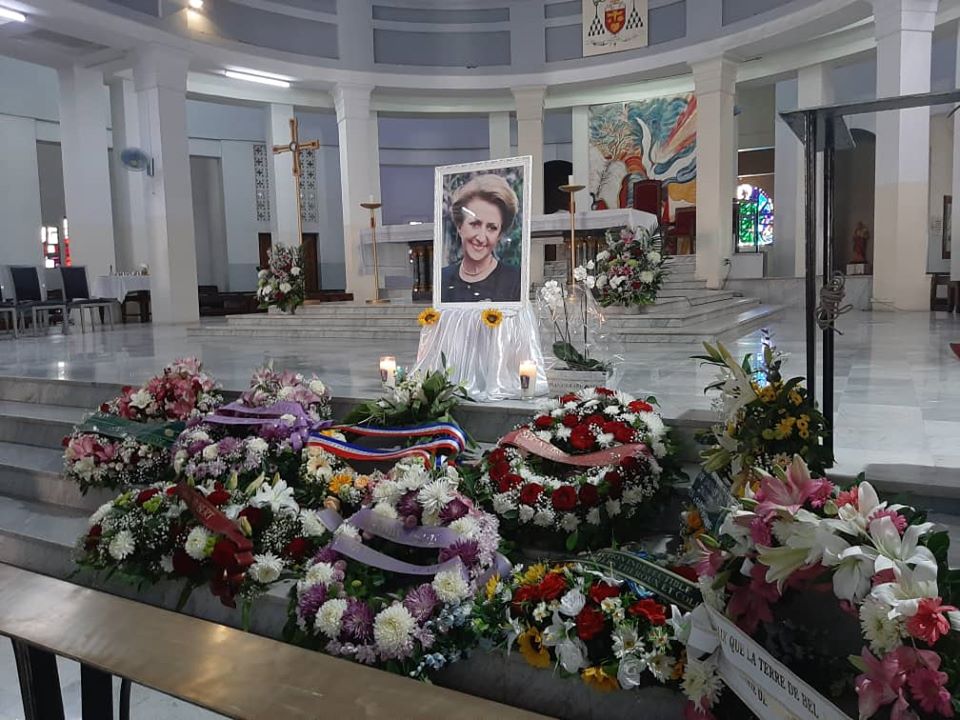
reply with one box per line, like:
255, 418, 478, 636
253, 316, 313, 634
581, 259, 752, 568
440, 173, 522, 303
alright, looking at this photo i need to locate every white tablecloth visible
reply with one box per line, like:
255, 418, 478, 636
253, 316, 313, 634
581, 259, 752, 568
91, 275, 151, 302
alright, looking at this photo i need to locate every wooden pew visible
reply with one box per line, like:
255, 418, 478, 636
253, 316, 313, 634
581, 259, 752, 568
0, 564, 547, 720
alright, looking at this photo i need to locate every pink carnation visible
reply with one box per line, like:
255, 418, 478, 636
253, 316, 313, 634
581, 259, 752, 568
906, 598, 957, 646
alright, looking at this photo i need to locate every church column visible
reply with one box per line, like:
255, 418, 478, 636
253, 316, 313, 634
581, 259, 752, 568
488, 111, 511, 159
571, 105, 591, 209
691, 57, 738, 289
58, 64, 115, 277
871, 0, 938, 310
133, 44, 199, 324
953, 21, 960, 283
333, 83, 380, 302
512, 85, 546, 214
265, 104, 299, 247
109, 78, 149, 272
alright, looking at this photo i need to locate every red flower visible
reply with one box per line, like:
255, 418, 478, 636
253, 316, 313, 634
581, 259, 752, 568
595, 387, 615, 396
570, 425, 596, 451
512, 584, 541, 613
561, 414, 580, 428
604, 470, 623, 499
907, 598, 957, 645
583, 413, 606, 427
588, 582, 621, 604
85, 524, 102, 550
560, 393, 579, 404
136, 488, 160, 505
575, 606, 606, 641
166, 485, 179, 496
497, 473, 524, 493
578, 484, 600, 508
629, 598, 667, 626
238, 506, 264, 529
519, 483, 544, 506
487, 447, 507, 466
61, 435, 70, 448
533, 415, 554, 429
620, 455, 639, 472
551, 486, 578, 512
489, 460, 511, 482
210, 539, 240, 570
628, 399, 654, 413
206, 486, 231, 506
283, 537, 311, 561
605, 421, 636, 444
172, 548, 201, 577
539, 573, 569, 601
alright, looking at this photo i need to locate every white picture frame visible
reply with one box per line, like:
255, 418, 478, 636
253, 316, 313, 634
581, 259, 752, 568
433, 155, 532, 310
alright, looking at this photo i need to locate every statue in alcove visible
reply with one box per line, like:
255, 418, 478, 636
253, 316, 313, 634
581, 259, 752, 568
851, 222, 870, 264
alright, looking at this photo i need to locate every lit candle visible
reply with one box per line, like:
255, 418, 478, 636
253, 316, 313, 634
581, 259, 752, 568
519, 360, 537, 399
368, 194, 375, 203
568, 175, 574, 186
379, 356, 397, 388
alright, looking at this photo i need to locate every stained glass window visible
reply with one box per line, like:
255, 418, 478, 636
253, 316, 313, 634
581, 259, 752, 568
735, 184, 775, 252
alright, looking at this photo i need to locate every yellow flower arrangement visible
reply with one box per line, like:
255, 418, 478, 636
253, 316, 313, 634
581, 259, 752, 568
580, 666, 619, 692
520, 563, 547, 585
481, 307, 503, 329
417, 307, 440, 327
518, 627, 552, 669
485, 574, 501, 601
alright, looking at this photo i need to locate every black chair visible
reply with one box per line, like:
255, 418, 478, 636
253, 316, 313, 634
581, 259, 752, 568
10, 266, 68, 335
60, 267, 116, 332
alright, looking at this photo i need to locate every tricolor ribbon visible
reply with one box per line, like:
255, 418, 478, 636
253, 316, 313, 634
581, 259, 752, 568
308, 421, 466, 467
500, 427, 651, 467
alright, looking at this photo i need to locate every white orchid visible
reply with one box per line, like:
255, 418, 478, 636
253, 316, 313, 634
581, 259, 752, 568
830, 544, 879, 602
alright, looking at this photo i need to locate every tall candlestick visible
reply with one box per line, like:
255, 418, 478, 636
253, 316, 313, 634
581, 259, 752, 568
519, 360, 537, 399
559, 180, 586, 285
379, 356, 397, 389
361, 199, 389, 304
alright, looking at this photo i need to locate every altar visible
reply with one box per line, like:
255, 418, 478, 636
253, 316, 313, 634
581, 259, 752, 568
360, 208, 659, 301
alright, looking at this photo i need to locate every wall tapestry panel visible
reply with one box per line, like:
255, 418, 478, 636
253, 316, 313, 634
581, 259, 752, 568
587, 94, 696, 221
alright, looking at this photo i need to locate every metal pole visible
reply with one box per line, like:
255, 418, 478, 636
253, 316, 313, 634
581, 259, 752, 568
803, 112, 818, 403
822, 119, 836, 465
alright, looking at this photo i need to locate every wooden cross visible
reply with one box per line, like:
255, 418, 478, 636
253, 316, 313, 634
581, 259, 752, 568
272, 117, 320, 244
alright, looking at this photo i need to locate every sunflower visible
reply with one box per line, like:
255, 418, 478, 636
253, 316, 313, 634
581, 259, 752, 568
417, 307, 440, 326
521, 563, 547, 585
518, 627, 551, 669
581, 666, 619, 692
481, 307, 503, 329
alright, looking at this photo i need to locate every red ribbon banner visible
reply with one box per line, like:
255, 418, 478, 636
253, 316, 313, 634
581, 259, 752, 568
500, 427, 650, 467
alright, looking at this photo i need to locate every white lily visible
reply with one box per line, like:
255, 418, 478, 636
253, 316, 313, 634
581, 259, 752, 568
830, 544, 879, 602
558, 588, 586, 617
250, 478, 299, 515
868, 516, 937, 576
719, 509, 756, 555
871, 562, 939, 619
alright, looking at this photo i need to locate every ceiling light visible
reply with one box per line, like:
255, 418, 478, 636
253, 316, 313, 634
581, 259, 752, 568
188, 0, 203, 8
224, 70, 290, 88
0, 6, 27, 22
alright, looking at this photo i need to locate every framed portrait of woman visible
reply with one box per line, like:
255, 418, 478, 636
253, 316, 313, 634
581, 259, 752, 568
433, 155, 532, 309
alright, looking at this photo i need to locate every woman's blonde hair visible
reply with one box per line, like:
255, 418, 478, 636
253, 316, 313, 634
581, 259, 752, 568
450, 173, 519, 234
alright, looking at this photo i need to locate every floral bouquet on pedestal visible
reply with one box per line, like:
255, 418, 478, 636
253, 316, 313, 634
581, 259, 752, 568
77, 474, 331, 611
64, 358, 223, 493
694, 339, 832, 491
682, 455, 960, 720
286, 458, 503, 680
472, 388, 681, 552
257, 243, 305, 314
577, 225, 667, 308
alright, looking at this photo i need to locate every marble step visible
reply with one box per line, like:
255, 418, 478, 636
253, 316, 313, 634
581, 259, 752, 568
0, 376, 122, 409
0, 440, 113, 512
611, 304, 784, 344
603, 298, 760, 329
0, 400, 85, 449
0, 494, 684, 719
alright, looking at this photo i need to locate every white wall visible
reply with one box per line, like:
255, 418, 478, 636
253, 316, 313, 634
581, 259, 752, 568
928, 114, 952, 274
220, 140, 268, 291
0, 114, 43, 298
770, 79, 798, 277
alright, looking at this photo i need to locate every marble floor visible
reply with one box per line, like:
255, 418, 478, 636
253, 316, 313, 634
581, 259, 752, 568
0, 307, 957, 475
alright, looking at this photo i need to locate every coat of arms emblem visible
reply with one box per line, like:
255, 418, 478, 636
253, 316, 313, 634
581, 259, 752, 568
604, 0, 626, 35
583, 0, 648, 56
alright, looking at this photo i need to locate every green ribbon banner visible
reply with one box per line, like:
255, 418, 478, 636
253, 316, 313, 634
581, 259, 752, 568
75, 413, 184, 448
576, 549, 703, 611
